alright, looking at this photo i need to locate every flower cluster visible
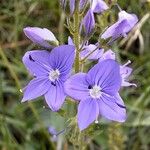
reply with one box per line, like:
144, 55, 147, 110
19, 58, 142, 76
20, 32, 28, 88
22, 0, 138, 131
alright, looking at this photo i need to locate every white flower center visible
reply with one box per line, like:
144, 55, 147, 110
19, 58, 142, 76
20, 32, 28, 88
49, 69, 60, 82
89, 85, 102, 99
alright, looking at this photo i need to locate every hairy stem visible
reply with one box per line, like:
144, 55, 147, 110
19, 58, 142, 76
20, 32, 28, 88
73, 0, 80, 73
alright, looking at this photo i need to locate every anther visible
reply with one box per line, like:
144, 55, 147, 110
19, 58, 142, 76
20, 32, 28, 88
19, 89, 23, 93
51, 82, 56, 86
88, 85, 92, 89
29, 55, 35, 62
123, 60, 131, 67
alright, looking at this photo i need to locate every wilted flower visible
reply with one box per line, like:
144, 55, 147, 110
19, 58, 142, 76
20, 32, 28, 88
21, 45, 75, 111
101, 10, 138, 42
24, 27, 59, 48
91, 0, 109, 14
65, 59, 126, 130
80, 9, 95, 37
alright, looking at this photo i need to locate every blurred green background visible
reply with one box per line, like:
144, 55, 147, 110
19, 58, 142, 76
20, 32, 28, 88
0, 0, 150, 149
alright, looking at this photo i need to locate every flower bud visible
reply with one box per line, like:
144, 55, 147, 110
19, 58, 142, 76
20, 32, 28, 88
60, 0, 75, 15
23, 27, 59, 48
91, 0, 109, 14
101, 11, 138, 43
80, 9, 95, 37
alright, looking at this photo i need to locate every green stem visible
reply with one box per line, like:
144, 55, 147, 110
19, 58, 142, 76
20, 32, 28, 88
73, 0, 80, 73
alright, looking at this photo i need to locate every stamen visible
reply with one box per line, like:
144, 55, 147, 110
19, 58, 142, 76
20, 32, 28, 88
123, 60, 131, 67
49, 69, 60, 82
19, 89, 23, 93
115, 3, 122, 12
95, 120, 99, 124
95, 116, 99, 124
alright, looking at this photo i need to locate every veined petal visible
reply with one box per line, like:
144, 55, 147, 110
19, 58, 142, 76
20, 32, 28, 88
64, 73, 90, 101
49, 45, 75, 81
86, 59, 121, 96
111, 19, 130, 40
22, 77, 50, 102
98, 93, 126, 122
101, 21, 119, 39
22, 50, 51, 76
44, 81, 66, 111
24, 27, 59, 48
78, 98, 99, 131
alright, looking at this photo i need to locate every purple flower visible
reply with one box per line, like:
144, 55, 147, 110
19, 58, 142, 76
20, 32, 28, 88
24, 27, 59, 48
91, 0, 109, 14
80, 44, 104, 60
21, 45, 75, 111
101, 11, 138, 42
80, 9, 95, 37
98, 50, 136, 87
65, 59, 126, 130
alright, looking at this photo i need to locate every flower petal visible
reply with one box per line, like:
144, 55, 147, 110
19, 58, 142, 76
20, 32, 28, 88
99, 49, 115, 62
118, 11, 138, 29
49, 45, 75, 81
101, 21, 119, 39
44, 81, 66, 111
80, 44, 104, 60
78, 98, 99, 131
22, 77, 50, 102
86, 59, 121, 96
22, 50, 51, 76
68, 36, 74, 46
64, 73, 90, 101
98, 93, 126, 122
24, 27, 59, 48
